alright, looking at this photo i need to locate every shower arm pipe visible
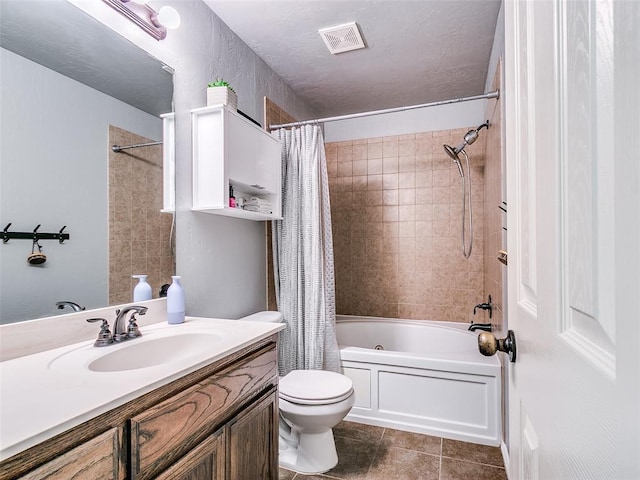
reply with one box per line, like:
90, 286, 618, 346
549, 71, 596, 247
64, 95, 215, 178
269, 90, 500, 130
111, 141, 162, 153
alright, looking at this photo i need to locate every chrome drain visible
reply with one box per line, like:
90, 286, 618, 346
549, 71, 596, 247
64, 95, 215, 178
374, 344, 384, 350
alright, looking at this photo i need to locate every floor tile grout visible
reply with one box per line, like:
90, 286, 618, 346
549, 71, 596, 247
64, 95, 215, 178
363, 428, 382, 478
441, 455, 507, 469
282, 421, 505, 480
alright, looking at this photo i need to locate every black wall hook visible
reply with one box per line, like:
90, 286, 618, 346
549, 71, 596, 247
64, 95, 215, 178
2, 223, 70, 244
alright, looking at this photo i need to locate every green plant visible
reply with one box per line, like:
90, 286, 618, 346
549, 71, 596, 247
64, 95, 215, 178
207, 79, 235, 92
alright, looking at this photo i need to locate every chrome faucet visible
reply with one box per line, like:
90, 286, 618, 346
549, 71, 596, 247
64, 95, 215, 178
56, 301, 85, 312
86, 305, 147, 346
112, 305, 148, 342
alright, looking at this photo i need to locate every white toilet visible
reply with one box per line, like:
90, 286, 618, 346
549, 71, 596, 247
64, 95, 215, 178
240, 311, 355, 474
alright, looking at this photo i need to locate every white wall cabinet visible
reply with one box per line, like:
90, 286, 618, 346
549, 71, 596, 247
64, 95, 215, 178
192, 105, 282, 221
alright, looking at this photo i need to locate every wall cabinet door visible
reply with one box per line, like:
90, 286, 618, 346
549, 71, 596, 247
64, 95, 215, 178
155, 430, 225, 480
225, 112, 280, 195
226, 390, 278, 480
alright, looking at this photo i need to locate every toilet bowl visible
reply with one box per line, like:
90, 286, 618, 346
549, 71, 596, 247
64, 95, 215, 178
239, 311, 355, 474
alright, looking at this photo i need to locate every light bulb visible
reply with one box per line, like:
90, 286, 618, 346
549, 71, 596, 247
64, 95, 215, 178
157, 5, 180, 29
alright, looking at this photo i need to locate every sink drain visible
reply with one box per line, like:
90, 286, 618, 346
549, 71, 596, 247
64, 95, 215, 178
374, 344, 384, 350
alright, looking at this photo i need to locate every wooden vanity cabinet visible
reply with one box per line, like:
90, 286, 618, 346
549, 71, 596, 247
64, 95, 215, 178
153, 388, 278, 480
132, 346, 279, 479
1, 336, 279, 480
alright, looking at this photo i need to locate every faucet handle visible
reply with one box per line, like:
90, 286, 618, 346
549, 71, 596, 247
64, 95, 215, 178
473, 295, 493, 319
127, 314, 143, 338
86, 318, 113, 347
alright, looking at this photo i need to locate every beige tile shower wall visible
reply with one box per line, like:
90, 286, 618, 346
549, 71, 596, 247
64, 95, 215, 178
483, 62, 504, 332
327, 130, 486, 323
108, 125, 175, 305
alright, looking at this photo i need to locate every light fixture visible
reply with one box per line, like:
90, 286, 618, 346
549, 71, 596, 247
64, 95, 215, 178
156, 5, 181, 30
102, 0, 180, 40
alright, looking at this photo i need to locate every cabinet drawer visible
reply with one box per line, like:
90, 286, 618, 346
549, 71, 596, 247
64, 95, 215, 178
19, 428, 123, 480
131, 345, 277, 476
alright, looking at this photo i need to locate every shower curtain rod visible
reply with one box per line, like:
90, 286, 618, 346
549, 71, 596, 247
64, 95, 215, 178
111, 141, 162, 153
269, 90, 500, 130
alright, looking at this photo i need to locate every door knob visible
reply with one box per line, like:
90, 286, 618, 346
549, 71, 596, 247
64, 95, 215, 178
477, 330, 517, 363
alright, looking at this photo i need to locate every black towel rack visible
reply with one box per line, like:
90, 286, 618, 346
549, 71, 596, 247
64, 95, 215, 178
2, 223, 70, 244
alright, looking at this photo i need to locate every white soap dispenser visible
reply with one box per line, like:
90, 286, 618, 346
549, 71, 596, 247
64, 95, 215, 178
167, 275, 185, 324
132, 275, 152, 302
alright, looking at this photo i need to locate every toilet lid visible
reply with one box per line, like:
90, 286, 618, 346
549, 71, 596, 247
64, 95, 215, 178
279, 370, 353, 405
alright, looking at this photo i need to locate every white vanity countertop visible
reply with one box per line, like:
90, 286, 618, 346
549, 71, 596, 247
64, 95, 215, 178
0, 317, 284, 460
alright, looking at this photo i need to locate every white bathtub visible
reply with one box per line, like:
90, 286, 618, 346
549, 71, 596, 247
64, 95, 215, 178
336, 315, 501, 446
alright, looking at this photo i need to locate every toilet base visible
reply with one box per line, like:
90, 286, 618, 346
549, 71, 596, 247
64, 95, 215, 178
279, 428, 338, 474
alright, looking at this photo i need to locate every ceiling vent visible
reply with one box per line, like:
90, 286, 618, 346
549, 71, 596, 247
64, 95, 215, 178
319, 22, 366, 55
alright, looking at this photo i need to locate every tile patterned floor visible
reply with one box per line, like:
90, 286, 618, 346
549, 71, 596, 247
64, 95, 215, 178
279, 421, 507, 480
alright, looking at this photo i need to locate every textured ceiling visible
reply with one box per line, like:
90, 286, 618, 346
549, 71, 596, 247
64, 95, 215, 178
203, 0, 501, 118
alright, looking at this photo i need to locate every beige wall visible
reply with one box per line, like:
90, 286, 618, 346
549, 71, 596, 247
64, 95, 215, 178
326, 130, 487, 323
483, 62, 505, 333
108, 125, 175, 305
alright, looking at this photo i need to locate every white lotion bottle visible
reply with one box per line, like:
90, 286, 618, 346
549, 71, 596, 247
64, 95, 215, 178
167, 275, 185, 324
132, 275, 152, 302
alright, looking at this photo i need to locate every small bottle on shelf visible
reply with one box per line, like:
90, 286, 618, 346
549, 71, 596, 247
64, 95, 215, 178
229, 185, 236, 208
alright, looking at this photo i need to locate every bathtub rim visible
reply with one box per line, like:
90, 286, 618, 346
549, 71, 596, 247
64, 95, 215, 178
336, 314, 501, 371
336, 314, 485, 334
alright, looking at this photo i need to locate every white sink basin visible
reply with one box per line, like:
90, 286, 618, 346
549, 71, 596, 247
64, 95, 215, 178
48, 331, 221, 373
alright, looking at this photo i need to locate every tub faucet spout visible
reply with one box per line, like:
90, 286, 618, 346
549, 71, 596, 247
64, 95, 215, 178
468, 322, 492, 332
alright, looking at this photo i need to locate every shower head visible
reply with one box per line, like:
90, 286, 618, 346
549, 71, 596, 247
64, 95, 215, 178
443, 121, 490, 175
444, 144, 465, 176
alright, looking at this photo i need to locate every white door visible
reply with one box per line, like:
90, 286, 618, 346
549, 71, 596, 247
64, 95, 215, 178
504, 1, 639, 479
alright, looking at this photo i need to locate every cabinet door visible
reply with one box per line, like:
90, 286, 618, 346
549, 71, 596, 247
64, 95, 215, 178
226, 111, 257, 188
19, 428, 123, 480
155, 430, 225, 480
226, 389, 278, 480
226, 111, 281, 194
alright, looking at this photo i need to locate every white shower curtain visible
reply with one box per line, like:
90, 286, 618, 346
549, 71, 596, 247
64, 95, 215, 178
272, 125, 340, 376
